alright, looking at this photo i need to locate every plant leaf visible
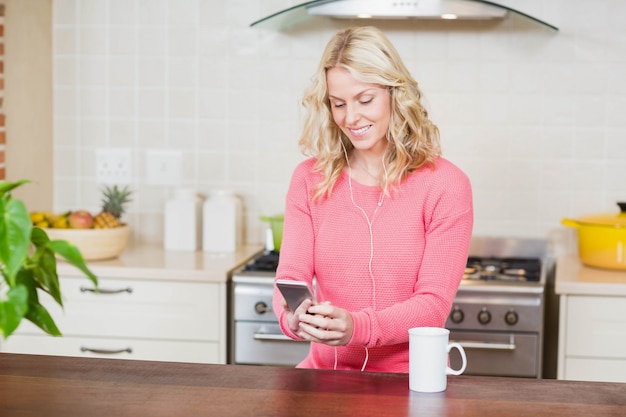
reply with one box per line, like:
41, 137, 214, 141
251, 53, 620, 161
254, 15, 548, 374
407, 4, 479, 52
16, 268, 42, 305
27, 244, 64, 306
0, 198, 32, 286
0, 179, 30, 197
29, 229, 64, 305
15, 254, 63, 336
25, 301, 61, 336
0, 285, 28, 338
47, 240, 98, 286
30, 226, 50, 248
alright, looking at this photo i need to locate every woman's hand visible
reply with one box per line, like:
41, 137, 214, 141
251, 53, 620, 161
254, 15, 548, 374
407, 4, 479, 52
295, 302, 354, 346
282, 298, 315, 335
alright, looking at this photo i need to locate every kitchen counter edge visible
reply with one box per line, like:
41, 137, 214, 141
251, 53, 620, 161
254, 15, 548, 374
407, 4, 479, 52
555, 254, 626, 296
55, 243, 265, 283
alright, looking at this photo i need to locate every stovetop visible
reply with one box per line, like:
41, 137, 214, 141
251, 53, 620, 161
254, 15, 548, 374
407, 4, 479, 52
242, 251, 280, 273
464, 256, 541, 283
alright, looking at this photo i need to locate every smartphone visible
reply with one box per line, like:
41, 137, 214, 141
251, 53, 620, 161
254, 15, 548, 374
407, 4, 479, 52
276, 279, 316, 312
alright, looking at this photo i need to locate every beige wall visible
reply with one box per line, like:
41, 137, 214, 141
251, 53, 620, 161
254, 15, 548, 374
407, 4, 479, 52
5, 0, 52, 210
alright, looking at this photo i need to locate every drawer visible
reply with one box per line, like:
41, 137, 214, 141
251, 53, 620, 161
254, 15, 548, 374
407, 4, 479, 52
565, 296, 626, 359
16, 277, 224, 341
2, 334, 222, 364
450, 331, 540, 378
234, 322, 310, 366
564, 358, 626, 383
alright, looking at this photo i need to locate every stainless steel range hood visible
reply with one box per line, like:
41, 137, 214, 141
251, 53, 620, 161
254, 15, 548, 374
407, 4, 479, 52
250, 0, 558, 31
307, 0, 507, 20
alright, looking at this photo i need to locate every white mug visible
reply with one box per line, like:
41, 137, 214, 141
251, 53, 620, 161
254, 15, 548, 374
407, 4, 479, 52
408, 327, 467, 392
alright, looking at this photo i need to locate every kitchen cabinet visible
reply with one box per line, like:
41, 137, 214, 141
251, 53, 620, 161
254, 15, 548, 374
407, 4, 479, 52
2, 276, 225, 363
0, 243, 263, 363
555, 255, 626, 382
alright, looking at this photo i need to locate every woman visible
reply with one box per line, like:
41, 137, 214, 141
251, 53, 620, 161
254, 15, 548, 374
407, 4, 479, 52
273, 26, 473, 373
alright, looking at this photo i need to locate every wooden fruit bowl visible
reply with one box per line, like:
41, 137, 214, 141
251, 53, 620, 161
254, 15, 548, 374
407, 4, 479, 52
43, 225, 130, 261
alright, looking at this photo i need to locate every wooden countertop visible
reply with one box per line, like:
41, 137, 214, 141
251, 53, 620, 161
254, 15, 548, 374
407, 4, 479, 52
55, 243, 264, 283
0, 353, 624, 417
556, 254, 626, 296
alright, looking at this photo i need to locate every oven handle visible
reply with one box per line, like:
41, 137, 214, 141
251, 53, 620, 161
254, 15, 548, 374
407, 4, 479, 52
454, 337, 516, 351
253, 332, 307, 342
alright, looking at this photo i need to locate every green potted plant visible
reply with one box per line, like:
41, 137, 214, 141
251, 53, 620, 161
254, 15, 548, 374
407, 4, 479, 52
0, 180, 97, 338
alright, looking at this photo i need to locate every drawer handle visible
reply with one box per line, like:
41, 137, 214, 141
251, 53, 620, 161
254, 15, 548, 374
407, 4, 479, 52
253, 332, 308, 342
80, 346, 133, 355
454, 337, 516, 351
80, 286, 133, 294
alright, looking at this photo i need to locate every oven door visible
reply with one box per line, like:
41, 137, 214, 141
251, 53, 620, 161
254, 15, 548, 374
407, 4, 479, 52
234, 322, 310, 366
449, 330, 540, 378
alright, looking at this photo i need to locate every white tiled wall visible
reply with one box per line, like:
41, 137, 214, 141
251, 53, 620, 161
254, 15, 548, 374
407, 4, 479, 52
52, 0, 626, 251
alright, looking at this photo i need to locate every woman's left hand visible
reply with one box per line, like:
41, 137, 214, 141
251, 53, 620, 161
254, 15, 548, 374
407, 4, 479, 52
295, 302, 354, 346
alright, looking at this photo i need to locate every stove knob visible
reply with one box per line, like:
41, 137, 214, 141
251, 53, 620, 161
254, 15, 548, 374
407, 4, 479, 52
255, 302, 269, 314
450, 307, 464, 324
505, 310, 519, 326
478, 308, 491, 325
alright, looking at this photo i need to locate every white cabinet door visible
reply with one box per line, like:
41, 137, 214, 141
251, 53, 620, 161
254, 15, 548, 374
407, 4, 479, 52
559, 294, 626, 382
564, 358, 626, 383
5, 276, 227, 364
2, 334, 221, 363
16, 277, 223, 340
565, 296, 626, 359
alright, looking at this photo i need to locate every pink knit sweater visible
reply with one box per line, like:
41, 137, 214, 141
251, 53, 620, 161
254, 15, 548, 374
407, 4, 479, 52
273, 157, 473, 373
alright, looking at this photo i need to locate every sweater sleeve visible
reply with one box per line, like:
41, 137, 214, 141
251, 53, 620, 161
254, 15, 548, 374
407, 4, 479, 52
272, 160, 318, 341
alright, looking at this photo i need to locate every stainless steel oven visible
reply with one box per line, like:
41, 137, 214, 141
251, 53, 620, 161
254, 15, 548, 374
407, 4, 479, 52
229, 253, 309, 366
446, 237, 553, 378
447, 288, 544, 377
228, 237, 554, 378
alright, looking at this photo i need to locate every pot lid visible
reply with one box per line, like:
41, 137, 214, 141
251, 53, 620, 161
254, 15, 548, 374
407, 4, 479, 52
568, 202, 626, 227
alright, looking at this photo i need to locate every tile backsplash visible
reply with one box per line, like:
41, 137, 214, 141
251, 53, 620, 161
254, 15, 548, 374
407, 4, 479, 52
52, 0, 626, 253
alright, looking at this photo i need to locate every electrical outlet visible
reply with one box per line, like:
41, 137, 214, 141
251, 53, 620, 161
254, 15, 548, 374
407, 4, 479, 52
96, 148, 132, 185
146, 149, 183, 185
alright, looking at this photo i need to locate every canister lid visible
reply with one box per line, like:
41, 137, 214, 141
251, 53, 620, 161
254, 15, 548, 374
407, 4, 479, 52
173, 188, 197, 199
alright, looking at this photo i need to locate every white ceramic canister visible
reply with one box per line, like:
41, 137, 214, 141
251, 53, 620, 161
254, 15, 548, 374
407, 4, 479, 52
202, 190, 242, 252
164, 189, 203, 251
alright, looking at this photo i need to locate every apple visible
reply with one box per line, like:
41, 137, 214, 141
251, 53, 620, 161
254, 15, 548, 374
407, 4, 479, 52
69, 210, 94, 229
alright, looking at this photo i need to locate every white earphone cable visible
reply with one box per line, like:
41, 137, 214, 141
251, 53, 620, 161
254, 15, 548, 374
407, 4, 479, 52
340, 142, 388, 372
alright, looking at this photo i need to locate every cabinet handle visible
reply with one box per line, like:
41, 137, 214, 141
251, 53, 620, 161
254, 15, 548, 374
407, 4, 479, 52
80, 286, 133, 294
453, 335, 516, 351
456, 341, 516, 351
253, 332, 308, 342
80, 346, 133, 355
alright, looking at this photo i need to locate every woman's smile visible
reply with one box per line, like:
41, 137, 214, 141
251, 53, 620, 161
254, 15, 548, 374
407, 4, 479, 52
349, 125, 373, 136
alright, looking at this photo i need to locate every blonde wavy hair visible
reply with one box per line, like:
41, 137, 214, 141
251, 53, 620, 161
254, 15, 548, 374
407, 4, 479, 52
298, 26, 441, 201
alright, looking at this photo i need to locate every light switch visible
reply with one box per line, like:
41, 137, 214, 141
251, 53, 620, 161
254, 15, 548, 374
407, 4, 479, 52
146, 149, 183, 185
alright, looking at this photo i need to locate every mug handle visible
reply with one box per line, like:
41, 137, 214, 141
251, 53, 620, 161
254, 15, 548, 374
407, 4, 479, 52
446, 342, 467, 376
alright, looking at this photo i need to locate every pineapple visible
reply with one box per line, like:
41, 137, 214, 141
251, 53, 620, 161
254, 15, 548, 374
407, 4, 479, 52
93, 185, 132, 229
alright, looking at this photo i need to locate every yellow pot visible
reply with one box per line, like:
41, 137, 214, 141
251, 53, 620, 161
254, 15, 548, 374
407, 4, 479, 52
562, 203, 626, 270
